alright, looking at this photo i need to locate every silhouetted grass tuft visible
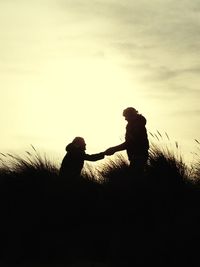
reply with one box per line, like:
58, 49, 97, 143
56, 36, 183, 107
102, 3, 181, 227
0, 137, 200, 265
191, 139, 200, 183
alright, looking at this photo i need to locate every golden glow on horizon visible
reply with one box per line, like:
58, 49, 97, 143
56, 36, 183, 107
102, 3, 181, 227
15, 59, 146, 156
0, 55, 195, 164
0, 1, 199, 165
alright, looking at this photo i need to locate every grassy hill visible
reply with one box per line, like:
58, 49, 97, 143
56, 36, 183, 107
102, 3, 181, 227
0, 139, 200, 266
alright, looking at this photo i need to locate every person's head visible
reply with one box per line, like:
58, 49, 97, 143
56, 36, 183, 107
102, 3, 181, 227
72, 136, 86, 151
123, 107, 138, 121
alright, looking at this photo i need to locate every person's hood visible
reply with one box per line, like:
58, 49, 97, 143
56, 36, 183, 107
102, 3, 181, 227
137, 114, 147, 125
65, 142, 85, 154
65, 142, 75, 152
129, 114, 147, 126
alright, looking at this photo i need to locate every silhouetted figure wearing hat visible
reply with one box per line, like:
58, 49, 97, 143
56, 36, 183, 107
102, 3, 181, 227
59, 137, 105, 178
105, 107, 149, 175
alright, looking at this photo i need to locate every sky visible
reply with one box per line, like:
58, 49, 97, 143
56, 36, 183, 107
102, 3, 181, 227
0, 0, 200, 165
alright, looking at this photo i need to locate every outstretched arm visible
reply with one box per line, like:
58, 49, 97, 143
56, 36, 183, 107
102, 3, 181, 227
84, 152, 105, 161
105, 142, 126, 156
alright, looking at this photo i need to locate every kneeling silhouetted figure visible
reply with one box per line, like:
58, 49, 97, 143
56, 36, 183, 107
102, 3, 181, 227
59, 137, 105, 179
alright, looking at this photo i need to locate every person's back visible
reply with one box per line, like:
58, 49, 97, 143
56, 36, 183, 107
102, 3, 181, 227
123, 108, 149, 173
125, 113, 149, 161
105, 107, 149, 174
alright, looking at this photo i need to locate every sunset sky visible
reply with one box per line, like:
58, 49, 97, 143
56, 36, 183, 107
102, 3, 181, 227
0, 0, 200, 164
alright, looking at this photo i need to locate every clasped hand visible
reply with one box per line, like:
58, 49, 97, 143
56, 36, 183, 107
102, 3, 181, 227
104, 147, 115, 156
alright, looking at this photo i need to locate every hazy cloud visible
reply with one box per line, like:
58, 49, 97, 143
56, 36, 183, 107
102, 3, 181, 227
53, 0, 200, 97
145, 65, 200, 81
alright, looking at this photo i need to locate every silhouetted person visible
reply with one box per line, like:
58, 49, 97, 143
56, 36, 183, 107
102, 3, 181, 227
105, 107, 149, 175
59, 137, 105, 178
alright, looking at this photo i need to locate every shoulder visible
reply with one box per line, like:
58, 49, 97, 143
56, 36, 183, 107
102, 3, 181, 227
66, 143, 74, 152
137, 114, 147, 125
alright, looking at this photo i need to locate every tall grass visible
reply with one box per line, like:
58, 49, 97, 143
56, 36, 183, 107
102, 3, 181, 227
0, 137, 200, 265
147, 131, 191, 190
0, 145, 58, 177
190, 139, 200, 182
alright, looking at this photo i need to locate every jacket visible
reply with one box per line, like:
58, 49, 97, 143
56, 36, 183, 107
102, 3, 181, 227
59, 143, 104, 177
